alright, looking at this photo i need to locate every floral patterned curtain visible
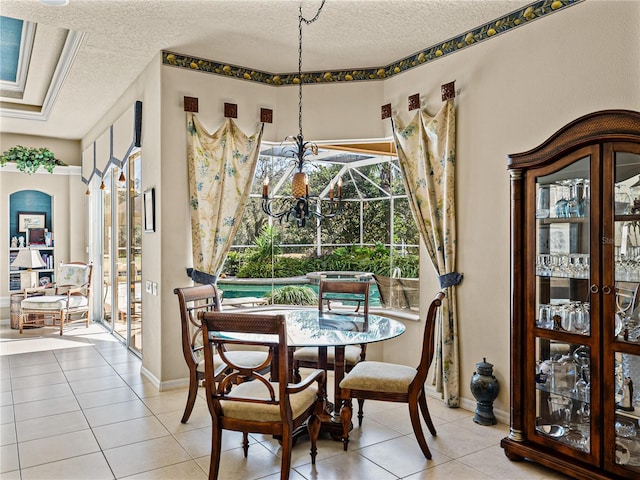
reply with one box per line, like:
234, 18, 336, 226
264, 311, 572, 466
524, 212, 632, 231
186, 114, 263, 283
392, 99, 461, 407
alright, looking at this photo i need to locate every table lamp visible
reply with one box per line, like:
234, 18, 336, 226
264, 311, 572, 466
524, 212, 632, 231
11, 249, 46, 290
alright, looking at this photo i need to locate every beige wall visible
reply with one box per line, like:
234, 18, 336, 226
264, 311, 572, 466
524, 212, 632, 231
0, 134, 81, 166
381, 0, 640, 413
75, 0, 639, 419
82, 53, 164, 385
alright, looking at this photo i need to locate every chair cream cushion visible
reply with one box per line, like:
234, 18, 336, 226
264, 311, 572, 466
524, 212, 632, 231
339, 361, 416, 393
57, 264, 91, 287
196, 351, 269, 374
293, 345, 362, 365
221, 380, 318, 422
22, 295, 88, 311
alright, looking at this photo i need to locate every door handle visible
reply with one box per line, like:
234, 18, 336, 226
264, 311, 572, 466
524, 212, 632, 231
590, 284, 599, 294
602, 285, 613, 295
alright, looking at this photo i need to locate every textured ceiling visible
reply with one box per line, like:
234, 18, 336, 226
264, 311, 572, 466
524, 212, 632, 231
0, 0, 536, 140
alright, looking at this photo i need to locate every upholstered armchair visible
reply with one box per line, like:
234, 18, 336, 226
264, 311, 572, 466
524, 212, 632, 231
20, 262, 93, 335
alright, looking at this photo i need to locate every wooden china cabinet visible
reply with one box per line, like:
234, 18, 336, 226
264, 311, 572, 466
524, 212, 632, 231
501, 110, 640, 479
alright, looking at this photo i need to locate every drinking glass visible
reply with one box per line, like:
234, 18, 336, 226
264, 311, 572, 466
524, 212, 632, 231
538, 304, 551, 329
562, 303, 577, 333
551, 357, 576, 393
550, 304, 565, 331
577, 401, 590, 424
548, 395, 573, 428
573, 303, 590, 335
536, 185, 550, 218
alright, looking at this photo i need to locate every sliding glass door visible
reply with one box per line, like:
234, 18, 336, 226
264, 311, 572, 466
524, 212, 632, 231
98, 152, 142, 355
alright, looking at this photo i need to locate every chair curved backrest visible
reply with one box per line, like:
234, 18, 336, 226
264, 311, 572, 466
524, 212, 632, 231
410, 291, 446, 390
57, 261, 92, 311
293, 280, 371, 378
318, 280, 370, 315
56, 262, 93, 289
202, 312, 287, 417
174, 284, 221, 375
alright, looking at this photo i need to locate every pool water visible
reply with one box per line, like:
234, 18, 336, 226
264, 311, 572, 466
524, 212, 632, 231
218, 281, 382, 306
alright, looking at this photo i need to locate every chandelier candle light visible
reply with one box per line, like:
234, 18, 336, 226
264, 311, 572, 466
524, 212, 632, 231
262, 0, 342, 227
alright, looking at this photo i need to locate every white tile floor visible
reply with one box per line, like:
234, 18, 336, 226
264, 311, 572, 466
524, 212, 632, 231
0, 323, 572, 479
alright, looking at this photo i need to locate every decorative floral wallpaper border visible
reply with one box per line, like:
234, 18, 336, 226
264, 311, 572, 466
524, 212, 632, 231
162, 0, 582, 85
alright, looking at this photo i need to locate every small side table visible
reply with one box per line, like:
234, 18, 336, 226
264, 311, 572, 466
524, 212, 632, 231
10, 292, 45, 329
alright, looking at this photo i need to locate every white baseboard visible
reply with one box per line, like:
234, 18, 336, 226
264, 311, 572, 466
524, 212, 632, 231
424, 384, 509, 426
140, 365, 190, 392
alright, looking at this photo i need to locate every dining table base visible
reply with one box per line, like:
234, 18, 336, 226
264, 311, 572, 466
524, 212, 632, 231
289, 345, 352, 444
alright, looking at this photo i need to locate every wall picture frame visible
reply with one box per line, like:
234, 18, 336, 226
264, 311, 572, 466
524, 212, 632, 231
144, 187, 155, 232
27, 228, 47, 246
17, 211, 46, 233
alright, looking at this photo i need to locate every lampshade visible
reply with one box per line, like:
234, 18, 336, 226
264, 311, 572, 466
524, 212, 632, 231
292, 172, 308, 199
12, 249, 46, 269
12, 249, 46, 291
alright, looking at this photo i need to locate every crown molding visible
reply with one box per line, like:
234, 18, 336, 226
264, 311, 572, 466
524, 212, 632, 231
162, 0, 583, 86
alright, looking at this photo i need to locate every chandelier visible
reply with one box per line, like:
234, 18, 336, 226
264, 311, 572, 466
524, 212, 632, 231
262, 0, 342, 228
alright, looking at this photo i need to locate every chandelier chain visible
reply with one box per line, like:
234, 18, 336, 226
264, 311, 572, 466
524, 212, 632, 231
298, 0, 326, 138
262, 0, 340, 228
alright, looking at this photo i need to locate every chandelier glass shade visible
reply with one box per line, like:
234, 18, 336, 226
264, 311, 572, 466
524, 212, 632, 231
261, 0, 341, 228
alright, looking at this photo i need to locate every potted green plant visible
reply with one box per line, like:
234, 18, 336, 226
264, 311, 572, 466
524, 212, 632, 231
0, 145, 66, 174
264, 285, 317, 305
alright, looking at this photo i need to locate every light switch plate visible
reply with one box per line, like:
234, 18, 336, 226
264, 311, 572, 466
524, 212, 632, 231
146, 280, 152, 293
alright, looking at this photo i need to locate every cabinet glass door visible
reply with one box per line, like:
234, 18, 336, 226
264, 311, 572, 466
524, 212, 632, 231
609, 146, 640, 474
532, 153, 594, 459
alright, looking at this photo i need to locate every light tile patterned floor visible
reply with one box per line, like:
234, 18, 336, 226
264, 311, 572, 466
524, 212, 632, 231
0, 323, 572, 479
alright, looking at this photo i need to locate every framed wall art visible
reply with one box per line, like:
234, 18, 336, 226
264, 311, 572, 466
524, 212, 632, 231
17, 212, 46, 233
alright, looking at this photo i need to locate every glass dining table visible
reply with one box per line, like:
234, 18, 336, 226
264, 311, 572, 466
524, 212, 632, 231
217, 308, 407, 439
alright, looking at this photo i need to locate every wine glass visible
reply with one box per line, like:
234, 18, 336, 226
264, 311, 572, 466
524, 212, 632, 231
568, 179, 585, 218
574, 365, 590, 400
554, 181, 570, 218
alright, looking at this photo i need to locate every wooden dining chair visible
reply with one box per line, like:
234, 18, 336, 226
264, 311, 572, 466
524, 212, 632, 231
339, 291, 445, 457
174, 285, 269, 423
293, 280, 370, 376
200, 311, 326, 480
293, 280, 370, 420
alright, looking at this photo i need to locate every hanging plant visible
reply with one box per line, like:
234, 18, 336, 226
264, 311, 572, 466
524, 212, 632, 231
0, 145, 66, 174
